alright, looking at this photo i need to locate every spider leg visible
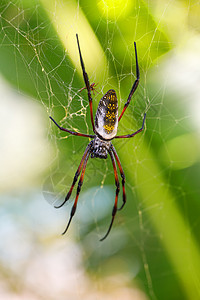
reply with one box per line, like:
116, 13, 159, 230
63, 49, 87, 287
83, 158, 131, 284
100, 149, 120, 241
76, 34, 95, 133
49, 116, 95, 138
111, 145, 126, 210
62, 149, 91, 235
115, 113, 146, 139
54, 142, 92, 208
118, 42, 139, 122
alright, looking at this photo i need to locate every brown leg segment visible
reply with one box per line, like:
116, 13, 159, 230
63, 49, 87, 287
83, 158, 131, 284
54, 142, 92, 208
62, 149, 91, 235
100, 148, 120, 241
111, 145, 126, 210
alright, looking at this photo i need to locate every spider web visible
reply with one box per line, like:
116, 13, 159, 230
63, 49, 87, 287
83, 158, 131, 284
1, 1, 200, 300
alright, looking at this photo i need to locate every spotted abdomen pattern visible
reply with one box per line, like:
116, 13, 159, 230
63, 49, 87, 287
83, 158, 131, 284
95, 89, 118, 140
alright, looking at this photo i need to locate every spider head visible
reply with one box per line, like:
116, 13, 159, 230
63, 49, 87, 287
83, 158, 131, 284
91, 136, 111, 159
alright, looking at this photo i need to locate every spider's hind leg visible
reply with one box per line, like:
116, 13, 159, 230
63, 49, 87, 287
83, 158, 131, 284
62, 149, 91, 235
100, 148, 120, 241
111, 145, 126, 210
54, 142, 92, 209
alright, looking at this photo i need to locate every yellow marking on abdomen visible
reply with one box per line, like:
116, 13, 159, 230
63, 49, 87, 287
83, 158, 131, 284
102, 92, 117, 134
103, 124, 115, 133
106, 111, 115, 120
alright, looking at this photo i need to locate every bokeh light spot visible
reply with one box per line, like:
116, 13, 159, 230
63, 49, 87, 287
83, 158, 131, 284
98, 0, 134, 19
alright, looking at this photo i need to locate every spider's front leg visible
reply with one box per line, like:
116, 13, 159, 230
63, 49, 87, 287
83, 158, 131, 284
76, 34, 95, 133
118, 42, 140, 122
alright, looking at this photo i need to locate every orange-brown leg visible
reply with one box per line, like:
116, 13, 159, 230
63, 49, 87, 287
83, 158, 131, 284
100, 148, 120, 241
111, 145, 126, 210
55, 142, 92, 209
62, 149, 91, 235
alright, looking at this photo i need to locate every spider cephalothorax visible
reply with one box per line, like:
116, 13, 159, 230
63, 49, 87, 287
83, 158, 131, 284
50, 34, 146, 241
91, 136, 111, 159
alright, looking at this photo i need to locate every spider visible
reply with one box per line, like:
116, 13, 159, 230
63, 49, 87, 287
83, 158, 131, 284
78, 82, 99, 95
49, 34, 146, 241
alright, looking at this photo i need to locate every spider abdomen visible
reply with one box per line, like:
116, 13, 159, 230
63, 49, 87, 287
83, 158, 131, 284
95, 89, 118, 140
91, 136, 111, 159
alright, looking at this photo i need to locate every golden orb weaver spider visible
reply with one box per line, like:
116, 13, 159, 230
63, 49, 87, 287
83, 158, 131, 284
49, 34, 146, 241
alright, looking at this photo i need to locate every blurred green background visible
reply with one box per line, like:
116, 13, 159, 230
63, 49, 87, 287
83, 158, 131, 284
1, 0, 200, 299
